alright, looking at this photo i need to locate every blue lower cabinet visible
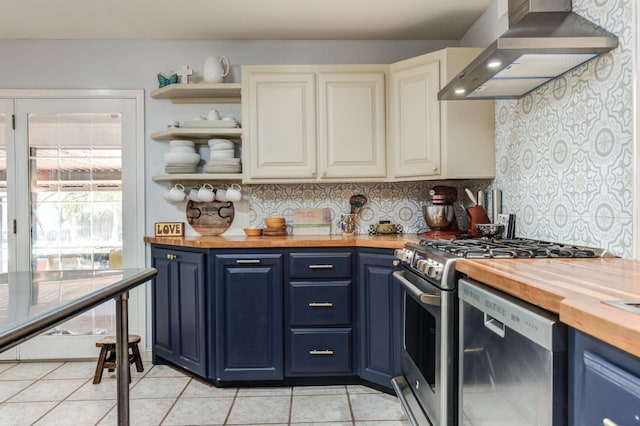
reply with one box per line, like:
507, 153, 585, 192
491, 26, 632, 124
287, 329, 353, 375
214, 253, 284, 382
570, 329, 640, 426
151, 246, 208, 377
357, 250, 402, 389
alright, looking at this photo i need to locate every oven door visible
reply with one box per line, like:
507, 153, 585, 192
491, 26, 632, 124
391, 269, 456, 426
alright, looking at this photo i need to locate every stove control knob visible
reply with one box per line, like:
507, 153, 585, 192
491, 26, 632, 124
425, 260, 443, 278
394, 249, 410, 262
428, 262, 443, 278
416, 259, 429, 273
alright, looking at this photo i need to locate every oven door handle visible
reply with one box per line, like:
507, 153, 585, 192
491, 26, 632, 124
393, 271, 441, 307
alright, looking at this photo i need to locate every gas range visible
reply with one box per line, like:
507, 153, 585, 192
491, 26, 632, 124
394, 238, 614, 291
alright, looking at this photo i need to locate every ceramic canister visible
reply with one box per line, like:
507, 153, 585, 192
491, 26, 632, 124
340, 214, 356, 235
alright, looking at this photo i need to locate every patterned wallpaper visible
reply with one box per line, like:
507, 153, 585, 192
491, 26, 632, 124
492, 0, 635, 257
246, 180, 491, 236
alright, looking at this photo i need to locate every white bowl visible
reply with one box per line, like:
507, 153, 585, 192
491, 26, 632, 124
168, 145, 196, 153
210, 143, 235, 151
164, 151, 201, 164
209, 151, 235, 160
169, 140, 195, 147
208, 139, 234, 148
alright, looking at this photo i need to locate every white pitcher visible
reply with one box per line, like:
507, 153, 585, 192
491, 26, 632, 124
203, 56, 230, 83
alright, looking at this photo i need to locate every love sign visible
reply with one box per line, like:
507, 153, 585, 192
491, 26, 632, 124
155, 222, 185, 237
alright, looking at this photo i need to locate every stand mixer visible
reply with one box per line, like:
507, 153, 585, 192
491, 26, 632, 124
423, 185, 460, 237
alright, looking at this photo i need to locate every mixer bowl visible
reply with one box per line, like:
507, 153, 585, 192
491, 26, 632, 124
423, 205, 455, 230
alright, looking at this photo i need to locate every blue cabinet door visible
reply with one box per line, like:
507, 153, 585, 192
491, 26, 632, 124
151, 246, 208, 377
214, 253, 284, 381
357, 250, 402, 389
570, 329, 640, 426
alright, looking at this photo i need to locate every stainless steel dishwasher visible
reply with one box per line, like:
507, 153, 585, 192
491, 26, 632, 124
458, 278, 567, 426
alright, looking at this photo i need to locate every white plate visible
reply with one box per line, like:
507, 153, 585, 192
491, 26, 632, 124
183, 120, 239, 128
203, 167, 242, 173
206, 158, 241, 165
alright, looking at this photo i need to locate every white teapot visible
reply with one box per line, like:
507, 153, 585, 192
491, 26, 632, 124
203, 56, 230, 83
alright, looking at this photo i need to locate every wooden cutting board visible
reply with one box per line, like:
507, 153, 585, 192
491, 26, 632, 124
185, 201, 234, 236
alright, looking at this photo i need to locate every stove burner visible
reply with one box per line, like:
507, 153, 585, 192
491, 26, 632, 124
415, 238, 607, 259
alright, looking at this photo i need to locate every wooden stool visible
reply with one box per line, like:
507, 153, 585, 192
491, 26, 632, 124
93, 334, 144, 384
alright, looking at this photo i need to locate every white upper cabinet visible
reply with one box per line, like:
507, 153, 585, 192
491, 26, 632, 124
318, 72, 386, 179
388, 60, 441, 178
388, 48, 495, 180
242, 65, 386, 183
243, 71, 317, 180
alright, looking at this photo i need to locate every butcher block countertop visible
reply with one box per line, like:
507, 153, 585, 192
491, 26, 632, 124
456, 258, 640, 358
144, 233, 420, 250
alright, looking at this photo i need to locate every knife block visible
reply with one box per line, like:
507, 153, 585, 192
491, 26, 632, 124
467, 205, 491, 237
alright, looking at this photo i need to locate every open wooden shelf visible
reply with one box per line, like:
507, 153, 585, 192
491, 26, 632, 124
150, 83, 241, 104
151, 127, 242, 141
151, 173, 243, 183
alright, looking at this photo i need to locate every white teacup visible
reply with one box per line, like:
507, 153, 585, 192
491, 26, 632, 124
197, 183, 215, 202
167, 184, 186, 203
226, 183, 242, 202
188, 187, 201, 202
208, 110, 221, 121
215, 187, 227, 202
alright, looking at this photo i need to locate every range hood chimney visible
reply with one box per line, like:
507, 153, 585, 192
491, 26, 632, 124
438, 0, 618, 100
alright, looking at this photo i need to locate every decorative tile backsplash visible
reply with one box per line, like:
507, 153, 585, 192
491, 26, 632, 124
247, 180, 491, 236
492, 0, 634, 257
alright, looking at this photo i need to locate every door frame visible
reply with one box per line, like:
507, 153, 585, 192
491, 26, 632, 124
0, 89, 146, 359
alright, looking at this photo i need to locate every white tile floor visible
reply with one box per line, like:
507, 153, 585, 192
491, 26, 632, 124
0, 361, 410, 425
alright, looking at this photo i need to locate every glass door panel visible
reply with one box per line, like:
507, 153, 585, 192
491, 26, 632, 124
12, 98, 138, 359
28, 113, 123, 272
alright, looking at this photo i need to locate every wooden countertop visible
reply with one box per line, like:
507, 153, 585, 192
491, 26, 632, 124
456, 258, 640, 358
144, 233, 420, 250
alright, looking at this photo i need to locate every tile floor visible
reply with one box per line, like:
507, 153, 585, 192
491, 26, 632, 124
0, 361, 409, 425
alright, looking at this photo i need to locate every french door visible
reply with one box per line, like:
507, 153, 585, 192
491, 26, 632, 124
0, 92, 145, 359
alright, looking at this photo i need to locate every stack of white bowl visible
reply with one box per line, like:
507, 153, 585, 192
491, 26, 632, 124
164, 140, 200, 174
204, 139, 241, 174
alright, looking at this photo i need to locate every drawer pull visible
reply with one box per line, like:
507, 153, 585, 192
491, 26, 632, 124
308, 302, 334, 307
603, 419, 619, 426
308, 264, 334, 269
166, 254, 177, 260
236, 259, 261, 264
309, 349, 334, 355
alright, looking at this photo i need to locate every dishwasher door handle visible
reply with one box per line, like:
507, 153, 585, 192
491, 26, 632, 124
393, 271, 441, 307
484, 313, 506, 338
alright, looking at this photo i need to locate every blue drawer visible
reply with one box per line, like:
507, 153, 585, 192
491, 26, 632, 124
288, 329, 353, 375
289, 252, 352, 279
289, 282, 351, 326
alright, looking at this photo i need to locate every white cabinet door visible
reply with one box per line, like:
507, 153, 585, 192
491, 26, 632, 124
244, 72, 316, 180
389, 59, 441, 179
318, 72, 386, 179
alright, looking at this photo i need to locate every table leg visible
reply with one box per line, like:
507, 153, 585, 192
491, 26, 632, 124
115, 291, 130, 426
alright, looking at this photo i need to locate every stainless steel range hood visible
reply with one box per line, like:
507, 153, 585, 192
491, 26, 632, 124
438, 0, 618, 100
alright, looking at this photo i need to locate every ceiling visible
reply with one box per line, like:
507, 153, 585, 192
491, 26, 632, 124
0, 0, 493, 40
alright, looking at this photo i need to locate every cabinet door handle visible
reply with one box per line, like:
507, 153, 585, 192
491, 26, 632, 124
309, 349, 334, 355
166, 254, 177, 260
308, 264, 334, 269
308, 302, 333, 307
603, 419, 619, 426
235, 259, 261, 264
